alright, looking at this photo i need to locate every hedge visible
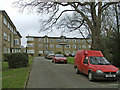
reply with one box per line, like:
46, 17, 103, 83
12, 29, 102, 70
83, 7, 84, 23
4, 53, 29, 68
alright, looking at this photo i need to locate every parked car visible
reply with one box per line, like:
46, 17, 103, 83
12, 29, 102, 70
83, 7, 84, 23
44, 54, 49, 58
46, 53, 54, 59
52, 54, 67, 64
74, 50, 120, 81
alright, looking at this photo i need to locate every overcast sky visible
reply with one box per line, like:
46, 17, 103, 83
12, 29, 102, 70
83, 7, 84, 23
0, 0, 88, 47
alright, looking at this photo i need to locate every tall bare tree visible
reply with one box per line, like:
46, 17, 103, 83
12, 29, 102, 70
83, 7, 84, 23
14, 1, 118, 50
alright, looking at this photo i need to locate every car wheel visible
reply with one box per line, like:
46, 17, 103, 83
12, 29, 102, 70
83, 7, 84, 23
75, 67, 80, 74
65, 62, 67, 64
88, 71, 94, 81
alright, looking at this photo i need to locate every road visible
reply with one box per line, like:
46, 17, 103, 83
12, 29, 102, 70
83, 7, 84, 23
27, 57, 119, 88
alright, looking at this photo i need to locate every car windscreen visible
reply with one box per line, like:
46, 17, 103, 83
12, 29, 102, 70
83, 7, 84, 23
89, 57, 111, 65
55, 54, 64, 57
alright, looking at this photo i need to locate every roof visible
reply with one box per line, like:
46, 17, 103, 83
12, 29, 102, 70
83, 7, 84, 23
77, 50, 103, 57
0, 10, 22, 38
26, 35, 90, 39
17, 31, 22, 38
1, 10, 16, 28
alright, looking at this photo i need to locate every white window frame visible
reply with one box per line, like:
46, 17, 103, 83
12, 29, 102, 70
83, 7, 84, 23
4, 32, 7, 40
50, 44, 54, 48
78, 39, 81, 42
82, 45, 86, 48
72, 39, 76, 42
56, 44, 62, 48
3, 17, 7, 26
39, 51, 43, 54
27, 38, 34, 41
14, 39, 19, 45
73, 45, 76, 48
65, 45, 70, 48
27, 50, 34, 54
56, 39, 60, 42
50, 39, 54, 42
39, 38, 43, 41
27, 44, 34, 47
88, 45, 91, 48
39, 44, 43, 47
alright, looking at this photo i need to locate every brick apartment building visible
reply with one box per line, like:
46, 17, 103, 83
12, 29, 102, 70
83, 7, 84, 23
0, 10, 22, 61
26, 35, 92, 56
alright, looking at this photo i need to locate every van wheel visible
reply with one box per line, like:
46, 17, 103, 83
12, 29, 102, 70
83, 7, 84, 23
75, 67, 80, 74
88, 71, 94, 81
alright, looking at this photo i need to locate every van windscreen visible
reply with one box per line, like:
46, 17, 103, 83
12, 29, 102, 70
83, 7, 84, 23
89, 57, 110, 65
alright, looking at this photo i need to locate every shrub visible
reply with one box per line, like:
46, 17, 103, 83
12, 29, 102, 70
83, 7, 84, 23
3, 54, 11, 62
7, 53, 29, 68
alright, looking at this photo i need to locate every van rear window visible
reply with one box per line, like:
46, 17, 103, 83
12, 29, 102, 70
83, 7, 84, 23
89, 57, 110, 65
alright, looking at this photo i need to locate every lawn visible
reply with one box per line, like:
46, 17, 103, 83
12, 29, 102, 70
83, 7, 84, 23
67, 57, 74, 64
2, 58, 33, 88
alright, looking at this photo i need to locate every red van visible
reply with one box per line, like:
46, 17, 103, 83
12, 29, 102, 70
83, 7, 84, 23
74, 50, 120, 81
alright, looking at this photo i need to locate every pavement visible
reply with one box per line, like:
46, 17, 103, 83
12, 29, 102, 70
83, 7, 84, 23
27, 57, 119, 88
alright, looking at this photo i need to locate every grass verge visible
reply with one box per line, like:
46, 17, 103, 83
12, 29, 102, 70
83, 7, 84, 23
67, 57, 74, 64
2, 58, 33, 88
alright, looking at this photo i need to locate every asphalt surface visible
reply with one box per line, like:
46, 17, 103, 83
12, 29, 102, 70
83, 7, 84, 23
27, 57, 119, 88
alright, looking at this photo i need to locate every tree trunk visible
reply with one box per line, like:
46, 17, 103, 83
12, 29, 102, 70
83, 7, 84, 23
91, 27, 101, 50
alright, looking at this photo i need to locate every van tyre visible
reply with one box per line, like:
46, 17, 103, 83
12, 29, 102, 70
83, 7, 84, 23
75, 67, 80, 74
88, 71, 94, 81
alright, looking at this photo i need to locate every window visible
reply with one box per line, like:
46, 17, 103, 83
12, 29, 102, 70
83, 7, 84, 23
39, 44, 43, 47
27, 44, 34, 47
27, 50, 34, 53
64, 39, 70, 42
8, 22, 10, 29
3, 17, 7, 26
87, 39, 92, 42
10, 25, 12, 31
11, 27, 14, 32
8, 35, 10, 42
88, 45, 91, 48
4, 32, 7, 40
78, 39, 81, 42
56, 39, 60, 42
39, 51, 43, 54
65, 51, 70, 54
14, 39, 19, 45
83, 40, 86, 43
11, 39, 14, 46
78, 45, 81, 50
72, 39, 76, 42
50, 39, 54, 42
3, 47, 7, 53
50, 44, 54, 48
73, 51, 76, 54
82, 45, 86, 48
56, 45, 62, 48
73, 45, 76, 48
14, 30, 17, 34
65, 45, 70, 48
39, 38, 43, 41
83, 57, 88, 64
45, 45, 48, 49
27, 38, 34, 41
8, 48, 10, 53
